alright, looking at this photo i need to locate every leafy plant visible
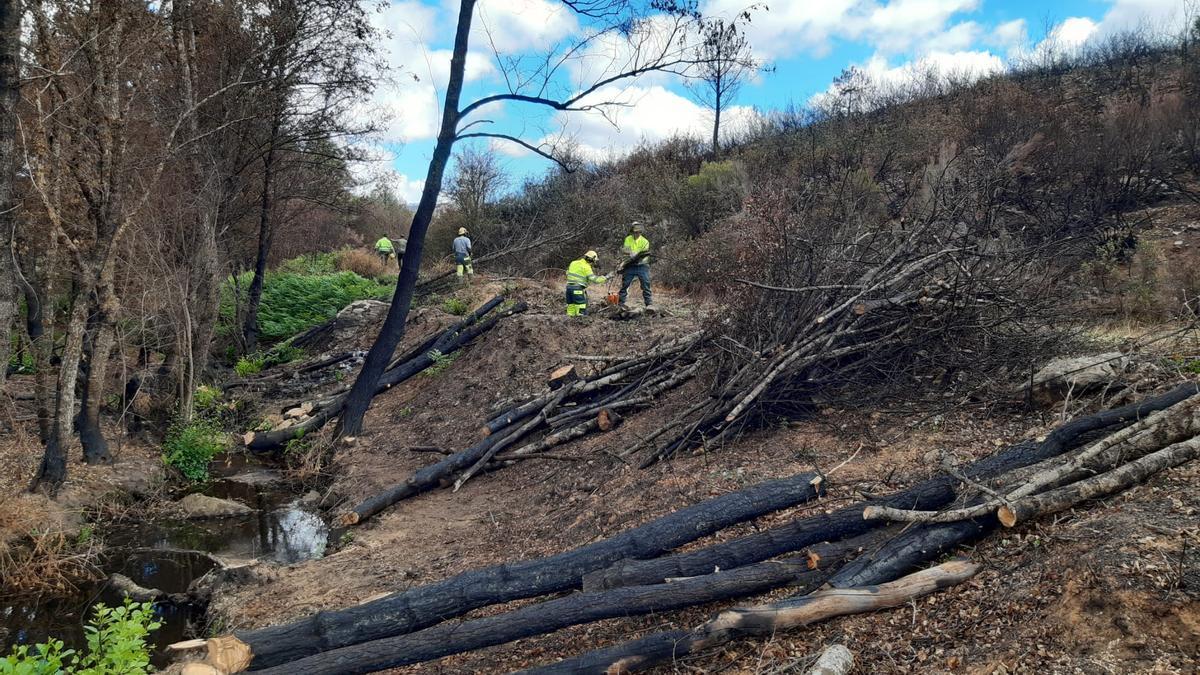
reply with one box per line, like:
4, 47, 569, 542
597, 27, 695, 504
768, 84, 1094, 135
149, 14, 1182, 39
234, 354, 265, 378
220, 268, 392, 342
424, 349, 458, 376
442, 297, 469, 316
163, 418, 228, 481
1, 599, 160, 674
193, 385, 222, 409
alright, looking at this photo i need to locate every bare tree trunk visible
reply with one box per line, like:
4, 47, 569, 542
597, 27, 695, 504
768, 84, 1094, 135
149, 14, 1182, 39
711, 85, 721, 157
34, 297, 89, 491
0, 0, 20, 390
337, 0, 476, 436
242, 127, 278, 353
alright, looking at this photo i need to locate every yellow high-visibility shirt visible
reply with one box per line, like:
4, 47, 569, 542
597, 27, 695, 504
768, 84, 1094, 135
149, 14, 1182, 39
374, 237, 394, 253
566, 258, 604, 286
623, 235, 650, 264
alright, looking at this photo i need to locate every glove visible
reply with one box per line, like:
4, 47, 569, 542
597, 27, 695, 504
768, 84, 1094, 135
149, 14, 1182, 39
596, 276, 607, 284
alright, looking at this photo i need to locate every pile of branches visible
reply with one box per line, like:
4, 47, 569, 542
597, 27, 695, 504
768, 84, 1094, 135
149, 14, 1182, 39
337, 332, 705, 526
635, 167, 1070, 466
244, 295, 526, 452
177, 384, 1197, 674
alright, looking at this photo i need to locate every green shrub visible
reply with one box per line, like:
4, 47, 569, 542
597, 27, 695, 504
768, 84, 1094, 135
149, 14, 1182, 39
234, 355, 265, 377
276, 252, 337, 276
163, 418, 227, 481
1, 598, 160, 674
442, 297, 469, 316
220, 268, 392, 342
193, 385, 222, 409
264, 343, 305, 367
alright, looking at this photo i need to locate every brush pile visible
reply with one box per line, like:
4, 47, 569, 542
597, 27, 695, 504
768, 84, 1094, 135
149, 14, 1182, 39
338, 331, 705, 526
635, 171, 1068, 467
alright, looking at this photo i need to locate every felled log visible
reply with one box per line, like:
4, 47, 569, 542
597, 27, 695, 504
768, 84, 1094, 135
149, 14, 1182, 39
248, 534, 878, 675
998, 434, 1200, 527
587, 383, 1199, 590
211, 472, 826, 670
521, 559, 979, 674
245, 297, 521, 452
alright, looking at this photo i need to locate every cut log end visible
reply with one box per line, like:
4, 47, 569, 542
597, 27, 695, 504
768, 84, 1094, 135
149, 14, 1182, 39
242, 431, 256, 447
338, 511, 361, 527
997, 505, 1018, 527
548, 365, 578, 390
169, 636, 252, 675
597, 409, 623, 432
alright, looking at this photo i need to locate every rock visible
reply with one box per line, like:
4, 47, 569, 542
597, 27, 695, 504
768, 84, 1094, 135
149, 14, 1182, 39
1027, 352, 1128, 405
297, 490, 321, 507
264, 413, 285, 426
176, 493, 254, 518
284, 406, 306, 419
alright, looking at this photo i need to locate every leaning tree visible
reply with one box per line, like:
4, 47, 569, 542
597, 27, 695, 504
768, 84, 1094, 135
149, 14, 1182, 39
337, 0, 731, 435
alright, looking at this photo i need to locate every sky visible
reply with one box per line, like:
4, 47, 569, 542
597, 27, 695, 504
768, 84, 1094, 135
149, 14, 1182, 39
355, 0, 1195, 204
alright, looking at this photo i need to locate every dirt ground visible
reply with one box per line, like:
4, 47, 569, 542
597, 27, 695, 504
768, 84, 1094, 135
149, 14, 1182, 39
204, 278, 1199, 674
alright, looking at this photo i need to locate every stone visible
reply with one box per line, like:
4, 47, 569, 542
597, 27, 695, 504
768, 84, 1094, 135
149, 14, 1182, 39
176, 493, 254, 518
1027, 352, 1128, 405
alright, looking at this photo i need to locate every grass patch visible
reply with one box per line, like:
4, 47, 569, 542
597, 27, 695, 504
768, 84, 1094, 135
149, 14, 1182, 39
424, 349, 458, 376
442, 297, 469, 316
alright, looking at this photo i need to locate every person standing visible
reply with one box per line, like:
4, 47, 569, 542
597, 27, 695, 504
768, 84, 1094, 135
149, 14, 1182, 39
374, 235, 395, 266
619, 221, 652, 310
453, 227, 474, 282
565, 250, 605, 316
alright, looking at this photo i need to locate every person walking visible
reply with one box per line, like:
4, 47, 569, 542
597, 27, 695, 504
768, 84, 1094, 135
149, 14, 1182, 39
565, 250, 605, 316
619, 221, 653, 310
374, 235, 395, 266
453, 227, 474, 282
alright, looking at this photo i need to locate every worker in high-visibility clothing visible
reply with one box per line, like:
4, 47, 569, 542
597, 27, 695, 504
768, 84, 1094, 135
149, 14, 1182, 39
374, 236, 395, 266
565, 250, 606, 316
619, 221, 652, 309
453, 227, 474, 282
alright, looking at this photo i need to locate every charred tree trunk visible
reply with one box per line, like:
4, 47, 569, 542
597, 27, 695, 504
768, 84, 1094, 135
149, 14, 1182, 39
205, 472, 824, 670
33, 297, 91, 492
248, 535, 880, 675
586, 383, 1199, 589
0, 0, 18, 391
337, 0, 477, 437
242, 126, 278, 354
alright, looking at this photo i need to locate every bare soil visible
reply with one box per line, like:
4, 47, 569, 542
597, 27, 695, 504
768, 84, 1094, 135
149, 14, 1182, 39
206, 278, 1199, 674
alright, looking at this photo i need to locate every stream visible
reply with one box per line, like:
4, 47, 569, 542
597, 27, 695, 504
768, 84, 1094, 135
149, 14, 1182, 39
0, 453, 329, 666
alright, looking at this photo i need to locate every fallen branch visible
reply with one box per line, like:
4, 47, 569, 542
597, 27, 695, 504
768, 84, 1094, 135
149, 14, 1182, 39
998, 434, 1200, 527
521, 559, 980, 674
203, 472, 826, 670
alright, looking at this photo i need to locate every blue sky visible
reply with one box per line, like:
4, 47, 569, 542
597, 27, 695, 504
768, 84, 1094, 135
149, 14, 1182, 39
356, 0, 1193, 203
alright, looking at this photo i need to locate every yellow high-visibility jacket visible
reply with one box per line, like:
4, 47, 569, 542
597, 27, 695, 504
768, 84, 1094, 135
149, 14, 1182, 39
566, 258, 605, 287
374, 236, 394, 253
623, 235, 650, 264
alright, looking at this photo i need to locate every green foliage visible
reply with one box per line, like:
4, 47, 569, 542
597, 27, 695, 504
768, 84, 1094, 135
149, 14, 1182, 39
424, 349, 458, 376
672, 160, 745, 237
75, 525, 95, 547
7, 333, 34, 374
193, 385, 222, 410
1, 599, 160, 674
442, 297, 469, 316
234, 354, 265, 378
265, 343, 305, 366
220, 255, 392, 342
1168, 356, 1200, 375
276, 252, 337, 276
163, 418, 228, 481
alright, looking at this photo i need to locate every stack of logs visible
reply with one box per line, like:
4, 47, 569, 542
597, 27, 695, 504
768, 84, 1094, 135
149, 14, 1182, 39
177, 382, 1198, 674
243, 295, 527, 452
337, 332, 706, 526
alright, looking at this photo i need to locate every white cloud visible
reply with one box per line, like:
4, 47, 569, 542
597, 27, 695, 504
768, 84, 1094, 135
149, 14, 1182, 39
809, 49, 1004, 110
924, 21, 984, 53
474, 0, 578, 53
1097, 0, 1194, 36
864, 0, 981, 54
541, 84, 758, 160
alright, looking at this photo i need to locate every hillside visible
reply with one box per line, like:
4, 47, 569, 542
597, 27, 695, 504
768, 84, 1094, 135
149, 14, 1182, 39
3, 23, 1200, 675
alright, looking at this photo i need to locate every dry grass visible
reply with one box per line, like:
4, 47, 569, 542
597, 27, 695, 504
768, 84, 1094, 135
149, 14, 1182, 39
0, 496, 101, 600
336, 248, 389, 279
